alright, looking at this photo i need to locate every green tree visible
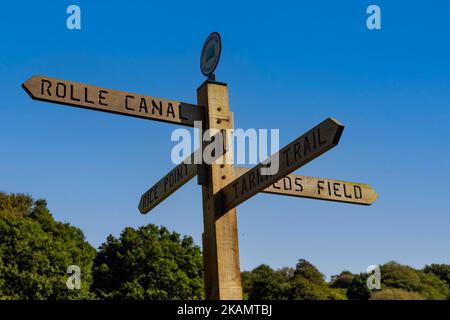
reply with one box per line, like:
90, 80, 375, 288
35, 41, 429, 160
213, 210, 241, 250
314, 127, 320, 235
244, 264, 290, 300
330, 271, 354, 289
293, 259, 324, 284
370, 288, 424, 300
423, 264, 450, 289
347, 262, 450, 300
242, 260, 346, 300
380, 262, 449, 300
91, 224, 203, 300
346, 274, 371, 300
0, 193, 96, 299
289, 259, 346, 300
241, 271, 253, 300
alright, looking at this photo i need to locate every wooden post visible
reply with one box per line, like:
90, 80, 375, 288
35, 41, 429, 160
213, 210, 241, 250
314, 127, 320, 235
197, 81, 242, 300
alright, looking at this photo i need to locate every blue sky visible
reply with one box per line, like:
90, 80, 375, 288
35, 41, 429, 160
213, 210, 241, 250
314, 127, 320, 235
1, 0, 449, 278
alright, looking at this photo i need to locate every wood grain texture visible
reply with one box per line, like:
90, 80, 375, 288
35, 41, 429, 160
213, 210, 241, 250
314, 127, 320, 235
197, 81, 242, 300
219, 118, 345, 213
140, 160, 377, 214
139, 142, 226, 214
234, 167, 377, 205
22, 75, 204, 127
138, 154, 197, 214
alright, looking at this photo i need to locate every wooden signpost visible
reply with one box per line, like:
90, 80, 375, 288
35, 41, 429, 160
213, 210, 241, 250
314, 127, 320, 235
22, 32, 377, 301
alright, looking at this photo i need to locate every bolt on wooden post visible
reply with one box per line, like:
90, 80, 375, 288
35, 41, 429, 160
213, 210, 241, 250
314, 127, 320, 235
197, 81, 242, 300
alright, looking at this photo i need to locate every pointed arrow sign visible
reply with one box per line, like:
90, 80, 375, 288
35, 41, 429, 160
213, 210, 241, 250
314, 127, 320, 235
139, 132, 226, 214
139, 156, 197, 214
234, 167, 377, 205
218, 118, 345, 214
22, 76, 204, 127
140, 161, 377, 215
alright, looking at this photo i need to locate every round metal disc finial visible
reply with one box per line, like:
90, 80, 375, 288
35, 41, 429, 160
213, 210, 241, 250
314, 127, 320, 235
200, 32, 222, 80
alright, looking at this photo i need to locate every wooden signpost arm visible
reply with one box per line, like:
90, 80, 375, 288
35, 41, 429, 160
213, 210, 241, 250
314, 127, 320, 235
234, 167, 378, 205
22, 76, 204, 127
138, 153, 198, 214
139, 160, 377, 216
219, 118, 345, 214
197, 81, 242, 300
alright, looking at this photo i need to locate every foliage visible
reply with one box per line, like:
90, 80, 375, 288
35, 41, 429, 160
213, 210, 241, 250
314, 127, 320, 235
380, 261, 450, 300
289, 260, 346, 300
241, 271, 253, 300
243, 264, 290, 300
330, 271, 354, 289
243, 260, 346, 300
346, 261, 450, 300
0, 193, 96, 299
1, 192, 450, 301
370, 288, 424, 300
293, 259, 324, 284
423, 264, 450, 289
91, 224, 204, 300
346, 274, 371, 300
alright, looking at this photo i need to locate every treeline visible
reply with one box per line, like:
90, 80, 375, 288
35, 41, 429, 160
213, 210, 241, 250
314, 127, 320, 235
0, 192, 449, 300
242, 261, 450, 300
